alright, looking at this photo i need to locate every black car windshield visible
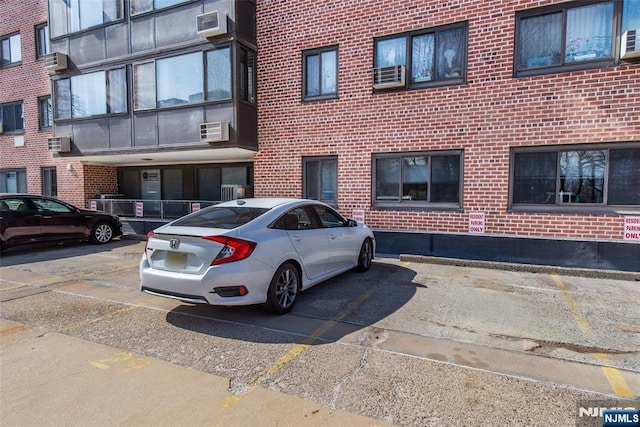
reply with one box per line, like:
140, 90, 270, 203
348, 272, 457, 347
173, 207, 269, 229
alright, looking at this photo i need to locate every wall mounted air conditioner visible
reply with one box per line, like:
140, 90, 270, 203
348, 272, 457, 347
200, 121, 230, 142
47, 136, 71, 153
621, 29, 640, 59
373, 65, 406, 89
196, 11, 227, 38
44, 52, 68, 71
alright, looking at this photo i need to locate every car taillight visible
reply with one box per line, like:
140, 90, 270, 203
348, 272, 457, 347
203, 236, 257, 265
144, 231, 155, 252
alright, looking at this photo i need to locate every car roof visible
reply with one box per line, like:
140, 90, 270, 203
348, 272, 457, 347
215, 198, 320, 209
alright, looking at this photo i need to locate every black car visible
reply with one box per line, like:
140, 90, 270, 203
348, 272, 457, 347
0, 194, 123, 251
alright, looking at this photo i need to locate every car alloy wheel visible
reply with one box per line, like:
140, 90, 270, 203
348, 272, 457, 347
264, 262, 299, 315
92, 222, 114, 244
356, 238, 373, 272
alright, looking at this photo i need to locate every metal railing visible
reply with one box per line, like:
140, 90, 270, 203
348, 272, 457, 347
89, 198, 222, 220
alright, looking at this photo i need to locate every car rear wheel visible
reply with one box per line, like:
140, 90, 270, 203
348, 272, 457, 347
355, 238, 373, 272
263, 262, 299, 315
91, 222, 114, 244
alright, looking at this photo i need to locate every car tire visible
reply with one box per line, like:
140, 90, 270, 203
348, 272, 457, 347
91, 222, 115, 244
262, 262, 299, 315
355, 238, 373, 272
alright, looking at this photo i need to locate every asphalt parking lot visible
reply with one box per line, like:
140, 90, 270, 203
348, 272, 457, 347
1, 238, 639, 426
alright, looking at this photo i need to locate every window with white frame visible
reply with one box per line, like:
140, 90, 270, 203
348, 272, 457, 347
1, 33, 21, 66
0, 102, 24, 132
304, 156, 338, 206
374, 22, 467, 90
302, 46, 338, 101
511, 144, 640, 207
134, 47, 231, 110
54, 68, 126, 119
373, 151, 462, 207
515, 1, 619, 76
48, 0, 123, 38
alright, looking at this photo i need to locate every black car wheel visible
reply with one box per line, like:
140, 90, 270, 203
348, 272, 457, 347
91, 222, 114, 244
263, 262, 299, 315
355, 238, 373, 272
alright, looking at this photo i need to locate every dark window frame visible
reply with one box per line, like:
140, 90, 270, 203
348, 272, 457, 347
303, 156, 338, 206
1, 32, 21, 67
35, 23, 50, 59
0, 101, 25, 133
38, 96, 53, 129
302, 45, 339, 102
0, 168, 27, 193
373, 21, 468, 92
509, 142, 640, 212
514, 0, 622, 78
239, 45, 257, 104
41, 167, 58, 197
372, 150, 464, 210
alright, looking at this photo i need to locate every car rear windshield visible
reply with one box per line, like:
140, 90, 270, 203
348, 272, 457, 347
172, 207, 269, 229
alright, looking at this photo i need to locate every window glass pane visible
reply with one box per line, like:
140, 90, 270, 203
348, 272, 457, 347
376, 158, 400, 200
222, 167, 247, 185
131, 0, 152, 14
431, 155, 460, 202
162, 169, 182, 199
519, 12, 562, 69
69, 0, 80, 32
565, 2, 613, 63
1, 39, 10, 65
412, 34, 434, 83
376, 37, 406, 68
42, 167, 57, 197
305, 161, 319, 200
608, 148, 640, 205
71, 72, 107, 117
513, 152, 557, 204
206, 48, 231, 101
80, 0, 104, 29
49, 0, 68, 38
623, 0, 640, 32
55, 79, 71, 119
103, 0, 123, 22
107, 69, 126, 113
6, 172, 18, 193
321, 50, 336, 94
305, 54, 319, 96
134, 62, 156, 110
402, 157, 428, 201
37, 25, 50, 57
157, 52, 203, 107
559, 150, 606, 204
40, 97, 53, 128
155, 0, 188, 9
10, 34, 21, 63
436, 28, 464, 79
197, 168, 221, 201
320, 159, 337, 201
240, 49, 256, 103
14, 103, 24, 130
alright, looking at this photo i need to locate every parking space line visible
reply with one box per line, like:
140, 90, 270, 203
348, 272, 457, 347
551, 273, 634, 398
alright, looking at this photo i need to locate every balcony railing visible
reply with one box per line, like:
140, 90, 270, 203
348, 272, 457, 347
89, 198, 222, 220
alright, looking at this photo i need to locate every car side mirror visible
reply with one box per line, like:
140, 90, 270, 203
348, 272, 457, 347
347, 219, 358, 227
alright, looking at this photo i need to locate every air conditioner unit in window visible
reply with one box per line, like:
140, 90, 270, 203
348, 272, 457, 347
44, 52, 68, 71
196, 11, 227, 38
621, 29, 640, 59
373, 65, 406, 89
200, 121, 230, 142
47, 136, 71, 153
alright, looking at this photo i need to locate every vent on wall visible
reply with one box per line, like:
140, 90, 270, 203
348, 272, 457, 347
621, 29, 640, 59
200, 121, 230, 142
44, 52, 68, 71
373, 65, 406, 89
47, 137, 71, 153
196, 11, 228, 38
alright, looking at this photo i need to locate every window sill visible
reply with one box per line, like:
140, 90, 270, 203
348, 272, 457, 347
372, 203, 462, 212
508, 205, 640, 215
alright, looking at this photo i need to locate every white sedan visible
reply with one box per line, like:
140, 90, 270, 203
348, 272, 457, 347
140, 198, 375, 314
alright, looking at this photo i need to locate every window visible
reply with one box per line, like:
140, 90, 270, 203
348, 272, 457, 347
48, 0, 123, 38
515, 1, 617, 76
42, 167, 57, 197
511, 144, 640, 208
240, 47, 256, 104
303, 46, 338, 101
304, 157, 337, 205
54, 68, 126, 119
130, 0, 190, 15
374, 23, 467, 90
373, 151, 462, 207
39, 96, 53, 129
1, 33, 21, 66
622, 1, 640, 33
133, 47, 231, 111
36, 24, 50, 58
0, 102, 24, 132
0, 169, 27, 193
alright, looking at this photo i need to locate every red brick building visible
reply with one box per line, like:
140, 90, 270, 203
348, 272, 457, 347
254, 0, 640, 270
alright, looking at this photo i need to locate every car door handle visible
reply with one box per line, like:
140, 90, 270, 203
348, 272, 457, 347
291, 235, 303, 241
328, 233, 337, 239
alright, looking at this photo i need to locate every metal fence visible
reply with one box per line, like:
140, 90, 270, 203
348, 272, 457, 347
89, 199, 221, 220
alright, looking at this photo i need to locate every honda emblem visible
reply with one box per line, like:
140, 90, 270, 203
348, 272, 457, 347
169, 238, 180, 249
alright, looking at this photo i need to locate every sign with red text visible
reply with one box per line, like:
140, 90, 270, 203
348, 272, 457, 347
135, 202, 144, 218
191, 203, 201, 213
89, 200, 97, 210
469, 212, 485, 234
624, 216, 640, 242
352, 209, 365, 224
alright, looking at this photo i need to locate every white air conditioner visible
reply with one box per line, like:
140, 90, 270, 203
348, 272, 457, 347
44, 52, 68, 71
221, 184, 244, 201
47, 136, 71, 153
200, 121, 230, 142
196, 11, 227, 38
373, 65, 406, 89
621, 29, 640, 59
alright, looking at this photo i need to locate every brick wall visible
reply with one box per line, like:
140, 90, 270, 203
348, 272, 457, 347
0, 0, 85, 206
255, 0, 640, 242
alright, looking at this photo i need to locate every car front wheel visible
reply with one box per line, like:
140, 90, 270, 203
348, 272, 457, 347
355, 238, 373, 272
263, 262, 299, 315
91, 222, 114, 244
